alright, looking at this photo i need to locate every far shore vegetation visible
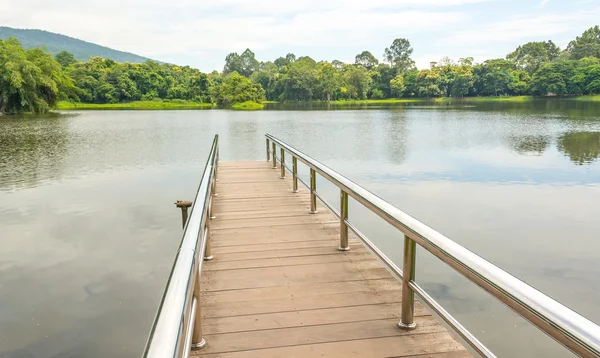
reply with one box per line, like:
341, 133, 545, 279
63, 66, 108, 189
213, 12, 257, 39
57, 100, 214, 110
3, 25, 600, 114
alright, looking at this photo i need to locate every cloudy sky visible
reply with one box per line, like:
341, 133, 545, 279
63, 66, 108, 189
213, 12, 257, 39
1, 0, 599, 71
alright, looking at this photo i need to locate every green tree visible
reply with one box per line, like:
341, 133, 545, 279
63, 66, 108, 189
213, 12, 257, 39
450, 66, 475, 97
55, 50, 77, 69
223, 52, 243, 76
0, 38, 75, 114
473, 59, 515, 96
415, 69, 441, 97
403, 69, 419, 97
389, 74, 406, 98
508, 70, 531, 95
383, 38, 415, 72
285, 53, 297, 63
210, 71, 265, 107
342, 64, 372, 100
370, 64, 396, 98
507, 41, 561, 74
318, 62, 340, 102
355, 51, 379, 69
567, 26, 600, 60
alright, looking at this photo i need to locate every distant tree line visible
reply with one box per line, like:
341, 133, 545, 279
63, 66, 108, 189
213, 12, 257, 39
2, 26, 600, 114
226, 26, 600, 101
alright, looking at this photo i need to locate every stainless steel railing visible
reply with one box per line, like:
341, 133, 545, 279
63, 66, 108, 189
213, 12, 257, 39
265, 134, 600, 358
143, 135, 219, 358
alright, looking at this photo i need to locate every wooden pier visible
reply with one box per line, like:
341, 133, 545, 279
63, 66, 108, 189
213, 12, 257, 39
193, 161, 470, 358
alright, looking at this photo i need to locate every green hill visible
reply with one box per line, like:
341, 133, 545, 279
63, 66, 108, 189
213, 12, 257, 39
0, 26, 155, 63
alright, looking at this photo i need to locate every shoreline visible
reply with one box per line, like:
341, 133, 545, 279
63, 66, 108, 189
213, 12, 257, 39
56, 96, 600, 111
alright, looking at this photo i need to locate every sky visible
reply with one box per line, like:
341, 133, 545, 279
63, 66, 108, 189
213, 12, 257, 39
1, 0, 599, 71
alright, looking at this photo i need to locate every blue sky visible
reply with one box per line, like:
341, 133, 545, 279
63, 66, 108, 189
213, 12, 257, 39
1, 0, 599, 71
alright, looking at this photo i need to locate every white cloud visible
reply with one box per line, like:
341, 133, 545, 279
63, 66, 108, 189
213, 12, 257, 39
0, 0, 597, 71
444, 10, 600, 46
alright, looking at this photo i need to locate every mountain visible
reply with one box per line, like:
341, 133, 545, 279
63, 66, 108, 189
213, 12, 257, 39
0, 27, 155, 63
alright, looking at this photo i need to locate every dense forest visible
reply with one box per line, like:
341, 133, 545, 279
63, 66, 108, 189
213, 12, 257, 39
2, 26, 600, 114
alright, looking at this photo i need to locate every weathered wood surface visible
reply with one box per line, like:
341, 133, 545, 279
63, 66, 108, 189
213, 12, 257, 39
193, 161, 470, 358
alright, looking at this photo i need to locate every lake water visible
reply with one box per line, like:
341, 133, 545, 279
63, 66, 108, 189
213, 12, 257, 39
1, 100, 600, 358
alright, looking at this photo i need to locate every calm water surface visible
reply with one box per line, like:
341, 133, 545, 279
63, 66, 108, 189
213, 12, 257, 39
1, 101, 600, 357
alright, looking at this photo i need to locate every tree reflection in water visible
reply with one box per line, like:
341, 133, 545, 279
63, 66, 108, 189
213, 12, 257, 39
557, 131, 600, 165
508, 135, 551, 156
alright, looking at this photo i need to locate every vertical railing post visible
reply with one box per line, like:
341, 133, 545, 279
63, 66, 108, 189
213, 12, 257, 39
398, 236, 417, 330
292, 157, 299, 193
339, 190, 350, 251
204, 208, 213, 261
214, 150, 219, 195
191, 270, 207, 350
309, 168, 318, 214
266, 138, 270, 162
272, 142, 277, 169
209, 171, 216, 219
280, 148, 286, 179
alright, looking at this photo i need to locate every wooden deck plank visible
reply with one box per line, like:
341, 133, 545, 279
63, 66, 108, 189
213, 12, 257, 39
193, 161, 470, 358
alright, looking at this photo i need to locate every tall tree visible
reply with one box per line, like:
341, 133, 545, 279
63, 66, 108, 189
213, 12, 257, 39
55, 51, 77, 69
224, 49, 259, 77
355, 51, 379, 69
507, 41, 561, 74
0, 38, 75, 114
383, 38, 415, 72
223, 52, 243, 75
240, 49, 259, 77
567, 26, 600, 60
285, 53, 297, 63
318, 62, 340, 102
389, 74, 406, 98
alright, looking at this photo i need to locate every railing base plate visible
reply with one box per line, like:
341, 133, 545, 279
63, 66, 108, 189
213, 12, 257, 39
191, 338, 207, 350
397, 321, 417, 330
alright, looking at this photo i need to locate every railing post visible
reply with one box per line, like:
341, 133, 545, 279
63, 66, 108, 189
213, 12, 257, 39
266, 138, 270, 162
309, 168, 318, 214
398, 236, 417, 330
191, 270, 207, 350
292, 157, 298, 193
272, 142, 277, 169
339, 190, 350, 251
280, 148, 286, 179
209, 175, 216, 220
175, 201, 193, 228
205, 208, 213, 261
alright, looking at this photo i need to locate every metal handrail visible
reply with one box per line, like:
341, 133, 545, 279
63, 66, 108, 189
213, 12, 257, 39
266, 134, 600, 358
143, 135, 219, 358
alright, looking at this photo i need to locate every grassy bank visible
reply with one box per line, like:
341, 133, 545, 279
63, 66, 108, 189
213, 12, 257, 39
329, 96, 535, 105
57, 100, 214, 110
570, 95, 600, 101
231, 101, 265, 110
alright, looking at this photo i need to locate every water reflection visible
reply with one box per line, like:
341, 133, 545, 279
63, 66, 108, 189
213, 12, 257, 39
0, 115, 70, 190
508, 135, 551, 156
0, 104, 599, 358
557, 131, 600, 165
